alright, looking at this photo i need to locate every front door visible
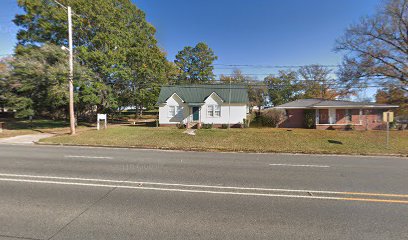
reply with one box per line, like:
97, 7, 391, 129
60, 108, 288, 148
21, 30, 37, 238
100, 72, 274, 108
192, 107, 199, 121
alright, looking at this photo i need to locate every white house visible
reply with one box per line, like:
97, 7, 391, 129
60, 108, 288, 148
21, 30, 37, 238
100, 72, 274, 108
157, 85, 249, 127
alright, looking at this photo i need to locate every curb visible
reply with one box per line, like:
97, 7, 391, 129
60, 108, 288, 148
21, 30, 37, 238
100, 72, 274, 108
34, 141, 408, 158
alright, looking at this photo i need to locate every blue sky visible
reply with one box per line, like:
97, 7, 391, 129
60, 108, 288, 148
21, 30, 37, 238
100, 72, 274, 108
0, 0, 381, 98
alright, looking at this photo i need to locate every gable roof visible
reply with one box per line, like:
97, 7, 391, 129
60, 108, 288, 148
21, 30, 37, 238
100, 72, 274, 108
274, 98, 399, 109
157, 85, 249, 104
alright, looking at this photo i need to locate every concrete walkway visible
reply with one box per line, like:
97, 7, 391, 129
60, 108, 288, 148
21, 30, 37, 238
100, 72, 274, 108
0, 133, 54, 144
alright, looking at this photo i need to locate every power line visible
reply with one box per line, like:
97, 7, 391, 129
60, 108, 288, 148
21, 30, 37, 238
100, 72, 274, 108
213, 64, 340, 69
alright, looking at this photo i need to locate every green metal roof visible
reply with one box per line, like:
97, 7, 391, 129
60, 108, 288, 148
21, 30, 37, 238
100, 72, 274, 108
157, 84, 249, 104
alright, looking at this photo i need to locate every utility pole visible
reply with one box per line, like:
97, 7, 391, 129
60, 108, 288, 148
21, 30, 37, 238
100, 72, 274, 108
53, 1, 75, 134
67, 6, 75, 135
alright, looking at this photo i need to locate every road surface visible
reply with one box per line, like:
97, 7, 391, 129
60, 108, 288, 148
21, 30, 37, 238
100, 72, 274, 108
0, 144, 407, 239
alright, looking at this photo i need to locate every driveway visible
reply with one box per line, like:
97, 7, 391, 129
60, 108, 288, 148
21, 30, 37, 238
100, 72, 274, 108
0, 133, 54, 144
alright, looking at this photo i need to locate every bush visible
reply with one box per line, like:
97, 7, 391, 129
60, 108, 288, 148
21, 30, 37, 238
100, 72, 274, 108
243, 118, 250, 128
304, 109, 315, 129
221, 124, 229, 129
345, 124, 354, 131
259, 109, 284, 127
201, 123, 213, 129
176, 123, 186, 129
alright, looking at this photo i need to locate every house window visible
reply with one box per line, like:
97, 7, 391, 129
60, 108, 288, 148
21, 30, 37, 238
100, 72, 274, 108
207, 105, 214, 117
207, 105, 221, 117
169, 106, 182, 117
214, 105, 221, 117
168, 106, 176, 117
345, 109, 352, 122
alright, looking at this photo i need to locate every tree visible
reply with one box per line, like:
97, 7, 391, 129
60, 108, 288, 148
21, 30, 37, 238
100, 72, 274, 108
220, 69, 249, 83
220, 69, 265, 112
0, 57, 12, 112
13, 0, 170, 116
376, 85, 408, 115
7, 44, 104, 119
264, 70, 301, 106
174, 42, 217, 84
248, 84, 267, 113
298, 64, 344, 99
335, 0, 408, 92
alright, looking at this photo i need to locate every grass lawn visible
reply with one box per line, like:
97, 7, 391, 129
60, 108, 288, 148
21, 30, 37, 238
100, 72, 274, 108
0, 119, 91, 138
41, 126, 408, 156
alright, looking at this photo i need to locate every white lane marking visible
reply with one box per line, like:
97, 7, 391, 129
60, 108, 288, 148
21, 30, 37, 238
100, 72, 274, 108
2, 177, 407, 204
64, 155, 113, 159
1, 173, 408, 198
269, 163, 330, 168
0, 177, 368, 201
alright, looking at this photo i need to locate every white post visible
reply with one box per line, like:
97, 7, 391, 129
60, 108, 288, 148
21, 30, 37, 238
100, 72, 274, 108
67, 6, 75, 135
315, 109, 319, 126
359, 109, 363, 125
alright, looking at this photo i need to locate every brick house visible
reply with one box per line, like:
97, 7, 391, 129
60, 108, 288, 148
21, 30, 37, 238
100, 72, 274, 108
274, 99, 398, 130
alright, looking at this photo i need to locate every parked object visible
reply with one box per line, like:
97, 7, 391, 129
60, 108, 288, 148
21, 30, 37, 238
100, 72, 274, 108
274, 99, 398, 130
97, 114, 107, 130
157, 85, 248, 128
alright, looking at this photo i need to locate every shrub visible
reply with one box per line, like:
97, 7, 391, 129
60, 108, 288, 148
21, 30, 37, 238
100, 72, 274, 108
201, 123, 213, 129
304, 109, 315, 129
176, 123, 186, 129
260, 109, 285, 127
243, 118, 250, 128
221, 124, 229, 129
345, 124, 354, 131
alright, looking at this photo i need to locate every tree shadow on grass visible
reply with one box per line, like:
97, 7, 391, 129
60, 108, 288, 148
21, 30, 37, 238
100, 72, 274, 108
328, 139, 343, 145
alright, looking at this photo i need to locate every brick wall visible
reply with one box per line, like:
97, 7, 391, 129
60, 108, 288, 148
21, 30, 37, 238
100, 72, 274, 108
279, 109, 305, 128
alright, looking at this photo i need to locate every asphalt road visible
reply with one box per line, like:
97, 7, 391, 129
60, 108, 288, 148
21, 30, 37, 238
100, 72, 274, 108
0, 144, 407, 240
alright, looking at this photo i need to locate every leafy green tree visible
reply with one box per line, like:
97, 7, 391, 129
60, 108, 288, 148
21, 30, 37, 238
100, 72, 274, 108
13, 0, 170, 116
0, 58, 12, 112
264, 70, 301, 106
174, 42, 217, 84
7, 44, 104, 118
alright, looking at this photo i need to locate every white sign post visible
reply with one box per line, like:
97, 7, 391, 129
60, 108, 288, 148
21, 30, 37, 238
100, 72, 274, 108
97, 114, 107, 130
383, 112, 394, 148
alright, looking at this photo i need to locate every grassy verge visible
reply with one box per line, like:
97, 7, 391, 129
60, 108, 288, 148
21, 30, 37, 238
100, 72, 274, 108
40, 126, 408, 156
0, 119, 92, 138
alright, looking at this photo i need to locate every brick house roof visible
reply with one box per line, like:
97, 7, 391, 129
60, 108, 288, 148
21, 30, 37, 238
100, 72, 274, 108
274, 99, 399, 109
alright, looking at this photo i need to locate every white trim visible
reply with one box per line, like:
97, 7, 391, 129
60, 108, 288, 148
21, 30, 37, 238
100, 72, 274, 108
205, 92, 224, 102
165, 93, 184, 103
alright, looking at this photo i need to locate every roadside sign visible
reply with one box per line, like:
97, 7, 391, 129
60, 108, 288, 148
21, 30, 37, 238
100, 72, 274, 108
383, 112, 394, 148
383, 112, 394, 122
97, 114, 107, 130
